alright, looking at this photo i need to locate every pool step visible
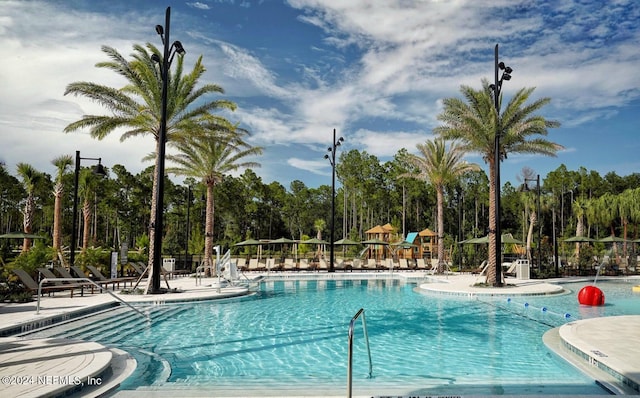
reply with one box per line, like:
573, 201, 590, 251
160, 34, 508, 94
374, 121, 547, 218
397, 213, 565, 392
21, 305, 186, 342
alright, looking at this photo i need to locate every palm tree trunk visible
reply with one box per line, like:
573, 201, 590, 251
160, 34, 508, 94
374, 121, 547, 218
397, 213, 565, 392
145, 141, 161, 293
527, 210, 536, 262
204, 182, 215, 276
437, 186, 445, 273
53, 184, 63, 250
487, 161, 498, 285
82, 199, 91, 252
22, 196, 35, 253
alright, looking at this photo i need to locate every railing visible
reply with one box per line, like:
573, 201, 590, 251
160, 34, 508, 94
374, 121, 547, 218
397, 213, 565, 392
347, 308, 372, 398
37, 277, 148, 320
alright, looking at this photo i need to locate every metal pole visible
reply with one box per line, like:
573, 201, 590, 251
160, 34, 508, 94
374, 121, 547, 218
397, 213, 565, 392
151, 6, 171, 293
70, 151, 81, 267
329, 128, 336, 273
493, 44, 503, 287
185, 185, 191, 271
536, 174, 541, 271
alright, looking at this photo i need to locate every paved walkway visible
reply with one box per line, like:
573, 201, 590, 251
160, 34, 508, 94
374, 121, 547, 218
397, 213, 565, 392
0, 273, 638, 397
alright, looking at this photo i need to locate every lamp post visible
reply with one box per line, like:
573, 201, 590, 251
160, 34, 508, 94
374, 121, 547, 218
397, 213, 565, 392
70, 150, 107, 267
489, 43, 513, 287
149, 6, 186, 293
523, 174, 541, 271
324, 128, 344, 273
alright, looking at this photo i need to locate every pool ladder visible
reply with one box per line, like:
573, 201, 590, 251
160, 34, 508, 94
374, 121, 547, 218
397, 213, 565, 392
347, 308, 372, 398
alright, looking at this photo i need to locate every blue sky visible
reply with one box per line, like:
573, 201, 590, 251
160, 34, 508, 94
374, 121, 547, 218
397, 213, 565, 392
1, 0, 639, 189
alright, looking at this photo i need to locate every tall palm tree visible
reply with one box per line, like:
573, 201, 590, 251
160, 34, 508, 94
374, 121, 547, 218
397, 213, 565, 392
63, 43, 236, 284
16, 163, 43, 253
403, 138, 479, 272
435, 79, 562, 285
165, 126, 262, 275
51, 155, 73, 255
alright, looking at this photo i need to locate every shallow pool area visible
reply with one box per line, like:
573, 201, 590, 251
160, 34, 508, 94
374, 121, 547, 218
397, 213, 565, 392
19, 277, 640, 396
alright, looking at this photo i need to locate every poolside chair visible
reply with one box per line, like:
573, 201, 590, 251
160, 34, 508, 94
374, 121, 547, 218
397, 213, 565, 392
365, 258, 377, 271
54, 267, 99, 294
247, 258, 260, 271
298, 258, 312, 271
131, 262, 147, 276
235, 258, 247, 271
316, 258, 328, 271
351, 258, 363, 271
415, 258, 427, 270
86, 265, 135, 289
398, 258, 410, 271
13, 269, 78, 297
265, 258, 280, 272
282, 258, 297, 271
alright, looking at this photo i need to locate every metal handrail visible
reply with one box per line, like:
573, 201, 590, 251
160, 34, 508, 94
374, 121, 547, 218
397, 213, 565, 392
37, 277, 148, 320
347, 308, 372, 398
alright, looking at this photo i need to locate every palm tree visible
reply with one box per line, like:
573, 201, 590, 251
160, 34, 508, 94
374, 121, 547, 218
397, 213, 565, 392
435, 79, 562, 285
403, 138, 479, 272
51, 155, 73, 256
165, 126, 262, 275
16, 163, 43, 253
63, 43, 236, 284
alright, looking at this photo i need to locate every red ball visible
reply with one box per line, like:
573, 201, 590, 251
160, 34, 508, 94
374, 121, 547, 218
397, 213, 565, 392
578, 285, 605, 306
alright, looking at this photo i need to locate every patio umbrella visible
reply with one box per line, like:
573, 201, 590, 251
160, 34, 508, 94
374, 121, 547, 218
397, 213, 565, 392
563, 236, 595, 243
302, 238, 329, 245
0, 232, 46, 239
462, 234, 523, 245
234, 238, 264, 259
333, 238, 360, 246
269, 237, 297, 259
301, 238, 328, 259
597, 236, 627, 243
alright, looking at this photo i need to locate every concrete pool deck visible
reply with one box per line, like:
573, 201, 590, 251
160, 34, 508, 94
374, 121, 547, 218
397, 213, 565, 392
0, 272, 638, 397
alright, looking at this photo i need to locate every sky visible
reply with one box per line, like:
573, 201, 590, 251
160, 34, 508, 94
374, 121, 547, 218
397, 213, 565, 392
1, 0, 639, 190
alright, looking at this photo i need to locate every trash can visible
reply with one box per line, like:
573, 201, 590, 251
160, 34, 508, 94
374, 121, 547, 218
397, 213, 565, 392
163, 258, 176, 272
516, 259, 530, 280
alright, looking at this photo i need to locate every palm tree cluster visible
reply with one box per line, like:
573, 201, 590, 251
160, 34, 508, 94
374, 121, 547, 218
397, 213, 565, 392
10, 40, 640, 290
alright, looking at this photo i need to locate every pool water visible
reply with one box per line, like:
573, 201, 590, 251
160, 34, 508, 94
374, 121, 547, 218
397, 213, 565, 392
31, 279, 640, 395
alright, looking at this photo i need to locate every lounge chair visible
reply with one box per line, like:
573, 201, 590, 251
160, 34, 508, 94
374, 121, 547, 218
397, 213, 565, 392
364, 259, 377, 271
265, 258, 280, 272
86, 265, 135, 289
235, 258, 247, 271
471, 260, 489, 275
415, 258, 427, 270
282, 258, 297, 271
298, 258, 312, 271
247, 258, 260, 271
351, 258, 362, 271
13, 269, 78, 297
316, 258, 328, 271
131, 262, 147, 276
53, 267, 101, 294
398, 258, 410, 271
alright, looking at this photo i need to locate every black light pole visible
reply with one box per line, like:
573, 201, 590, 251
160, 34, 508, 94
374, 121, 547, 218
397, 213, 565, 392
70, 150, 106, 267
150, 6, 185, 293
523, 175, 541, 271
489, 44, 513, 287
324, 129, 344, 273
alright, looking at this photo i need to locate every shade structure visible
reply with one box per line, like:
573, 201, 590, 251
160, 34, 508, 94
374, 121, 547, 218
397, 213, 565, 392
597, 236, 627, 243
361, 238, 389, 245
390, 240, 418, 248
0, 232, 46, 239
301, 238, 329, 245
234, 238, 262, 246
269, 237, 296, 244
461, 234, 523, 245
333, 238, 360, 246
563, 236, 595, 243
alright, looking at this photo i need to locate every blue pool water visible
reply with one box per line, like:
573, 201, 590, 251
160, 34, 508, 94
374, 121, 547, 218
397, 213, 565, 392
31, 278, 640, 395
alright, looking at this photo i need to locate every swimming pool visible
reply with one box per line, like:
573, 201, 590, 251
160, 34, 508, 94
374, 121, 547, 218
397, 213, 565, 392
26, 278, 640, 396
